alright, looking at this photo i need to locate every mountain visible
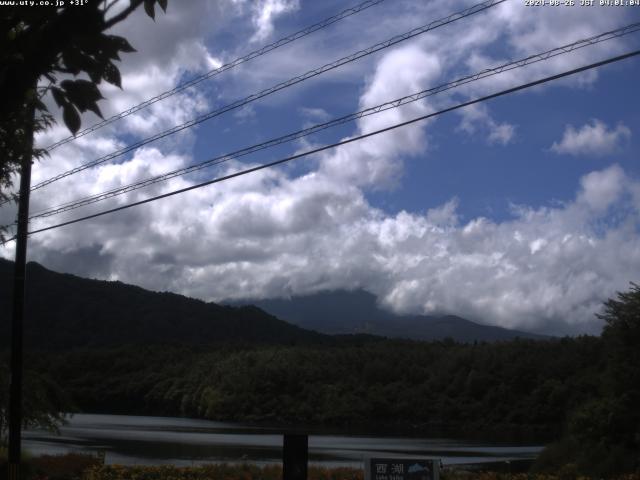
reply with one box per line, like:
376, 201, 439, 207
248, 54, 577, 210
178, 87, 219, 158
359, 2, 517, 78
0, 259, 327, 349
237, 290, 548, 342
0, 259, 545, 349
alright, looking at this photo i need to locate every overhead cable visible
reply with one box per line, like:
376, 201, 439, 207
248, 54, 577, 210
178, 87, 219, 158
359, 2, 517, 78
44, 0, 388, 152
2, 48, 635, 244
28, 0, 506, 193
25, 21, 640, 220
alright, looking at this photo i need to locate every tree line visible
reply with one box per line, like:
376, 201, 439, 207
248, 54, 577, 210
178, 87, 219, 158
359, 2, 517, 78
1, 285, 639, 476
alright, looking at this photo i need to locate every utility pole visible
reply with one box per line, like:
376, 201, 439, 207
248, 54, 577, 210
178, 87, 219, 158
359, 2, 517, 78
7, 101, 35, 480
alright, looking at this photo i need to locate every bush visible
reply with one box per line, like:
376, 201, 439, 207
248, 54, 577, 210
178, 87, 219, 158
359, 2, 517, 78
31, 453, 103, 480
1, 451, 100, 480
81, 464, 364, 480
0, 446, 36, 480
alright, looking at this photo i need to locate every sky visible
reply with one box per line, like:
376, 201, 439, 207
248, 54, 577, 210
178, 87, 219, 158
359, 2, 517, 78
1, 0, 640, 336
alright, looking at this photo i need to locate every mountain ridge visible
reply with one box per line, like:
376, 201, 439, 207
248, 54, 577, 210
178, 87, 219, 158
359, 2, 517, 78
0, 258, 327, 349
1, 258, 548, 347
233, 290, 549, 342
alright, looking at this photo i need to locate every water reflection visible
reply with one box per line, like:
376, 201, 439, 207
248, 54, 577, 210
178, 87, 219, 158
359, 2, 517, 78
23, 414, 542, 468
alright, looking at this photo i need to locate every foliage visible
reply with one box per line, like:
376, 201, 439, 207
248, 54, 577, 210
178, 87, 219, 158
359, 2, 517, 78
70, 463, 640, 480
22, 286, 640, 476
82, 464, 364, 480
533, 283, 640, 476
31, 453, 103, 480
27, 336, 603, 439
0, 0, 168, 238
0, 451, 100, 480
2, 261, 639, 474
442, 474, 640, 480
0, 259, 326, 350
0, 445, 34, 480
0, 357, 72, 444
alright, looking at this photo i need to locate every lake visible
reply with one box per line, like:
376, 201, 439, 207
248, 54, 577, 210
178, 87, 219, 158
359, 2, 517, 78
23, 414, 542, 469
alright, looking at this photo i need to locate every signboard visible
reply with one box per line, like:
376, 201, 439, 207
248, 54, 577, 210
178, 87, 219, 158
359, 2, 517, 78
365, 458, 440, 480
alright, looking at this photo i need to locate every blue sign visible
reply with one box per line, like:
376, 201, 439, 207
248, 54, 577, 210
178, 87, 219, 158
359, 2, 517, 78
365, 458, 440, 480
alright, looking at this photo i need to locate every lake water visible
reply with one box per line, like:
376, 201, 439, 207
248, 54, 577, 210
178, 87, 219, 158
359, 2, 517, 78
23, 414, 543, 469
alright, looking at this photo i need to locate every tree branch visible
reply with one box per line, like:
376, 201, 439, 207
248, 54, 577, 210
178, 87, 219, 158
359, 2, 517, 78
104, 0, 120, 14
103, 0, 145, 30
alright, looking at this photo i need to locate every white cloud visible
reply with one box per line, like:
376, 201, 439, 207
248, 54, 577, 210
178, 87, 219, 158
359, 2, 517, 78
551, 119, 631, 157
318, 44, 441, 190
577, 164, 627, 212
233, 105, 257, 123
248, 0, 300, 43
9, 162, 638, 336
299, 107, 331, 122
458, 104, 516, 146
3, 0, 639, 339
488, 123, 516, 146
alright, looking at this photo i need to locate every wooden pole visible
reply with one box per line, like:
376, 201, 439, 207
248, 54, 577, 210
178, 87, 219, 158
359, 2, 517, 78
8, 101, 35, 480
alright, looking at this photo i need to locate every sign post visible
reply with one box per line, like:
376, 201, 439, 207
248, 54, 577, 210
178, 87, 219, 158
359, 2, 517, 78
283, 433, 308, 480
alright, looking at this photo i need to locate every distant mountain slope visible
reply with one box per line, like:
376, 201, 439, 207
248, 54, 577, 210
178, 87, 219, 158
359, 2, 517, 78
239, 290, 548, 342
0, 259, 327, 349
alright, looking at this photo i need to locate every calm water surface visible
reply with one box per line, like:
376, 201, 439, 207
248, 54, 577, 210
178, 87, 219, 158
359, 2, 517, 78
23, 414, 542, 469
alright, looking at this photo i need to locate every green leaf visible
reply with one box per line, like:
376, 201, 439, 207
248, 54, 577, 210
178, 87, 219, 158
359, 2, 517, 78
103, 62, 122, 89
34, 98, 48, 113
61, 79, 104, 118
157, 0, 168, 12
107, 35, 136, 54
86, 66, 103, 84
144, 0, 155, 19
51, 87, 66, 108
61, 79, 103, 103
62, 104, 81, 135
85, 102, 103, 119
62, 47, 97, 76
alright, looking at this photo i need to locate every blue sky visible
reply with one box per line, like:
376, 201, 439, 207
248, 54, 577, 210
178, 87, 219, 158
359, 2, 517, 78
1, 0, 640, 335
388, 62, 640, 221
191, 1, 640, 223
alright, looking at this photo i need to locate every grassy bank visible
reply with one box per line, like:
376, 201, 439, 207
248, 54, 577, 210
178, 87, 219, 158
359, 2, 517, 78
83, 464, 361, 480
81, 465, 640, 480
3, 453, 640, 480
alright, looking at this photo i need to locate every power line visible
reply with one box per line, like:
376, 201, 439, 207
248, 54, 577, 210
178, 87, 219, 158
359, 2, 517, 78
25, 22, 640, 221
3, 49, 635, 244
27, 0, 505, 193
44, 0, 388, 152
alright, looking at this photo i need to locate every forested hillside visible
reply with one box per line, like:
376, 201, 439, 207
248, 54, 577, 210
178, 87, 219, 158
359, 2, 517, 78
0, 259, 326, 348
3, 324, 638, 474
1, 258, 638, 475
24, 337, 599, 438
1, 259, 547, 346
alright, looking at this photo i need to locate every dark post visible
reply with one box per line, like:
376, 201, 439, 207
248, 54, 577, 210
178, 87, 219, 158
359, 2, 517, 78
8, 102, 35, 480
283, 434, 308, 480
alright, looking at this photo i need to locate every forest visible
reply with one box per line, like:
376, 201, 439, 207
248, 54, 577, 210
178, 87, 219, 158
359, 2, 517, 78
2, 311, 639, 476
25, 337, 601, 436
1, 260, 639, 475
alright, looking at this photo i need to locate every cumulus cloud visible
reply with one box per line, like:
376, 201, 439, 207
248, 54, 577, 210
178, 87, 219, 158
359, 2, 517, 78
372, 165, 639, 335
577, 164, 627, 212
458, 104, 516, 146
3, 0, 639, 339
551, 119, 631, 157
299, 107, 331, 122
247, 0, 300, 43
8, 157, 639, 336
317, 44, 440, 189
